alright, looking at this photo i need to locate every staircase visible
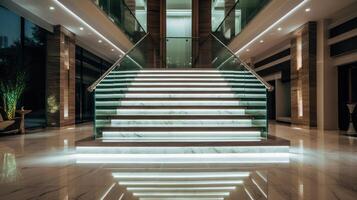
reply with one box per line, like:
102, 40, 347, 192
76, 69, 289, 164
95, 69, 267, 141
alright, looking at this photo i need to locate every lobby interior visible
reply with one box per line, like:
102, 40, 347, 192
0, 0, 357, 199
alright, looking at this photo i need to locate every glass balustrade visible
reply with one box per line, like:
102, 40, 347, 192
212, 0, 270, 45
93, 0, 146, 43
165, 37, 199, 68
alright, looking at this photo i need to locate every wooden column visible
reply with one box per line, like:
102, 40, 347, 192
192, 0, 212, 68
291, 22, 317, 127
147, 0, 165, 68
46, 25, 76, 127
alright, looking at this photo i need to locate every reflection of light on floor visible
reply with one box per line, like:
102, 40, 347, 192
100, 183, 116, 200
126, 187, 237, 191
112, 172, 250, 179
251, 178, 267, 198
244, 187, 255, 200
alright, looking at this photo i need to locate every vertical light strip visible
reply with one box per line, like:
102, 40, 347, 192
235, 0, 309, 55
53, 0, 125, 54
296, 34, 302, 70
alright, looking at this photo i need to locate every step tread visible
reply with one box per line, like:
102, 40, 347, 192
76, 135, 289, 147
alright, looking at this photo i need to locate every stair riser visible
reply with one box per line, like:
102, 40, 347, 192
102, 131, 261, 138
101, 78, 260, 81
106, 74, 256, 78
95, 88, 266, 92
95, 101, 266, 107
95, 94, 266, 99
76, 146, 289, 154
96, 119, 266, 127
96, 109, 266, 116
98, 83, 263, 87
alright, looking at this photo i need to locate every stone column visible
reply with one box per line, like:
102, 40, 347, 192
316, 19, 338, 130
46, 25, 76, 127
290, 22, 317, 127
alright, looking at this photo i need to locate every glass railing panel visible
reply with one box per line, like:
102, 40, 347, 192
165, 37, 199, 68
93, 34, 160, 138
93, 0, 146, 43
212, 0, 270, 45
207, 33, 269, 138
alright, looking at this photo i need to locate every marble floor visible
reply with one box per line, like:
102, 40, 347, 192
0, 122, 357, 200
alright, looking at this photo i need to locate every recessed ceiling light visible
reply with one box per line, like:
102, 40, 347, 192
246, 49, 250, 52
277, 27, 282, 31
98, 40, 102, 43
79, 27, 84, 31
49, 6, 55, 10
259, 40, 264, 43
111, 48, 114, 51
305, 8, 311, 12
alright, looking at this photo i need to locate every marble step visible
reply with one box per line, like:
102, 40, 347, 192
101, 78, 260, 82
95, 100, 266, 107
95, 87, 266, 92
96, 119, 266, 127
139, 198, 225, 200
97, 82, 264, 87
96, 108, 266, 116
106, 74, 255, 78
99, 127, 263, 132
132, 192, 230, 199
100, 138, 263, 142
111, 70, 250, 74
102, 131, 261, 139
95, 93, 266, 99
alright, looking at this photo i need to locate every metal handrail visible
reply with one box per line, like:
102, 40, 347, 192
210, 33, 274, 91
87, 33, 149, 92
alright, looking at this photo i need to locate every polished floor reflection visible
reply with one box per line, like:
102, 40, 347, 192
0, 122, 357, 199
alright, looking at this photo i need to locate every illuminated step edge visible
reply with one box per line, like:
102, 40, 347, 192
101, 78, 260, 82
95, 93, 266, 99
76, 146, 289, 154
126, 186, 237, 192
75, 153, 290, 164
102, 131, 261, 138
95, 119, 266, 127
112, 172, 250, 179
95, 87, 266, 92
106, 74, 255, 78
95, 100, 266, 107
98, 82, 263, 86
111, 70, 250, 73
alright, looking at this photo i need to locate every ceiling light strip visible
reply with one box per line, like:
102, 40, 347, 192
236, 0, 309, 55
53, 0, 125, 54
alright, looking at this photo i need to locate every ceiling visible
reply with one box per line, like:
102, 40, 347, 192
3, 0, 135, 63
228, 0, 357, 61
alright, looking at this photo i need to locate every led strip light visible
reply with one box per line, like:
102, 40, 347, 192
53, 0, 125, 54
236, 0, 309, 55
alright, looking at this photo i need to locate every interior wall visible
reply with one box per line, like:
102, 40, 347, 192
276, 79, 291, 121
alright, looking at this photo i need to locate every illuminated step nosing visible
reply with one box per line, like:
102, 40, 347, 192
98, 82, 263, 86
101, 139, 262, 142
102, 78, 260, 82
107, 74, 255, 77
96, 88, 265, 92
95, 94, 266, 98
110, 70, 250, 73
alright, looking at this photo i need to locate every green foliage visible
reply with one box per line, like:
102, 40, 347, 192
0, 71, 26, 120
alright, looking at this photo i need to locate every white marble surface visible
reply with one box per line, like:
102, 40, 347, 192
0, 123, 357, 199
95, 93, 266, 99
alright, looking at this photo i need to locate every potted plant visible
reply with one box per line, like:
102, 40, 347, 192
0, 71, 26, 120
